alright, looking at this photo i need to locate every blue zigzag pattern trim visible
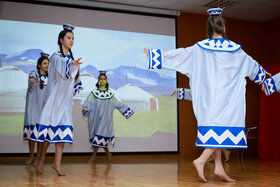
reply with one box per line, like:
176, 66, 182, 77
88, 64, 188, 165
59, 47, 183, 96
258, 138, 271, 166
29, 124, 73, 144
253, 64, 266, 85
195, 126, 247, 149
90, 135, 115, 147
263, 77, 277, 96
23, 124, 35, 140
196, 38, 241, 52
122, 108, 134, 119
177, 88, 186, 100
73, 81, 83, 96
65, 58, 71, 79
148, 49, 162, 69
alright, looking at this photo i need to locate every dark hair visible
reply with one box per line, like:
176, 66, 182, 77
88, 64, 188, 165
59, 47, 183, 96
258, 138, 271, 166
96, 74, 109, 89
58, 29, 79, 81
207, 15, 226, 38
36, 56, 49, 89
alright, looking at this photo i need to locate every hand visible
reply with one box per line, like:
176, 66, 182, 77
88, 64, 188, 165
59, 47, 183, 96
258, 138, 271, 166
171, 89, 177, 96
29, 77, 38, 83
144, 48, 149, 57
71, 58, 82, 66
262, 83, 265, 91
266, 71, 272, 77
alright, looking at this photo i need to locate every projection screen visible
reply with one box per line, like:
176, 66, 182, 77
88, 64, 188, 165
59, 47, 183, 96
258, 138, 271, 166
0, 1, 177, 153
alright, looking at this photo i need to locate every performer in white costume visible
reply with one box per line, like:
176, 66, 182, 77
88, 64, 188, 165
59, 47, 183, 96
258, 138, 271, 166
32, 24, 83, 176
144, 8, 270, 182
82, 71, 134, 162
172, 88, 231, 162
23, 52, 49, 165
263, 72, 280, 95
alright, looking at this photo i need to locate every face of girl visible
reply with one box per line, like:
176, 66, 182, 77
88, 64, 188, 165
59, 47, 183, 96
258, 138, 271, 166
39, 59, 49, 73
99, 75, 107, 87
60, 32, 74, 50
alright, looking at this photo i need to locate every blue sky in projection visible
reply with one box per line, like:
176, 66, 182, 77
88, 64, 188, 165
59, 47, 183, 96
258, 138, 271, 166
0, 19, 176, 78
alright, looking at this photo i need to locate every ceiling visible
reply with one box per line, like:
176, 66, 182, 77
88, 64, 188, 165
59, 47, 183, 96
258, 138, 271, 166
83, 0, 280, 22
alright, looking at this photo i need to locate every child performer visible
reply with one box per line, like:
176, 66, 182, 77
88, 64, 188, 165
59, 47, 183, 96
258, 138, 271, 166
82, 71, 134, 162
263, 72, 280, 96
23, 52, 49, 165
172, 88, 231, 162
144, 8, 270, 182
30, 24, 83, 176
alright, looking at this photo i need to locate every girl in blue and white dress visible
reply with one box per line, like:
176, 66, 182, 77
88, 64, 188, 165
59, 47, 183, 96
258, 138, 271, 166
23, 52, 49, 165
144, 8, 270, 182
263, 72, 280, 95
82, 71, 134, 162
31, 24, 83, 176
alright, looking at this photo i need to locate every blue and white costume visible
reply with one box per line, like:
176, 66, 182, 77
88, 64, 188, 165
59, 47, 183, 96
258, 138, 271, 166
148, 38, 266, 149
30, 52, 82, 143
263, 72, 280, 96
23, 70, 47, 140
82, 88, 134, 148
177, 88, 192, 101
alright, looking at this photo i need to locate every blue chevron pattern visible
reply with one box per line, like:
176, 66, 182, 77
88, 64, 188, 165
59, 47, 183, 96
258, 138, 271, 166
90, 135, 115, 147
148, 49, 162, 69
177, 88, 186, 100
263, 77, 277, 96
73, 80, 83, 96
92, 89, 114, 99
196, 38, 241, 52
253, 64, 266, 85
29, 124, 73, 144
23, 124, 35, 140
65, 58, 71, 79
195, 126, 247, 149
40, 74, 48, 86
122, 108, 134, 119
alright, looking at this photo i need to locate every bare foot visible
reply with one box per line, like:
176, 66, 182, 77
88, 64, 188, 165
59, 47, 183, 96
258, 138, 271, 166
214, 170, 236, 182
25, 157, 34, 165
52, 165, 65, 176
33, 158, 39, 166
193, 159, 207, 182
36, 163, 43, 174
88, 155, 96, 162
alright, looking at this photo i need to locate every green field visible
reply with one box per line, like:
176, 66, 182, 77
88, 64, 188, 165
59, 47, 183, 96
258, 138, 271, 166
0, 96, 177, 137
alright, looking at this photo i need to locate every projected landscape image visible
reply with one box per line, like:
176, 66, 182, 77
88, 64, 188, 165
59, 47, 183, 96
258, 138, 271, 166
0, 19, 177, 152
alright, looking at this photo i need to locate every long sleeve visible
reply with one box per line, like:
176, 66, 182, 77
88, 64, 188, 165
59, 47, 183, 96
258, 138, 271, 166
27, 70, 38, 92
147, 46, 194, 76
177, 88, 192, 101
243, 52, 266, 85
73, 78, 83, 96
82, 92, 96, 119
51, 53, 79, 80
111, 96, 134, 119
263, 72, 280, 96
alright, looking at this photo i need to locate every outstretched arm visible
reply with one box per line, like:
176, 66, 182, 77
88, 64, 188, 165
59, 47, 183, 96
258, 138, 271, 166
144, 46, 194, 76
171, 88, 192, 101
112, 96, 134, 119
262, 72, 280, 96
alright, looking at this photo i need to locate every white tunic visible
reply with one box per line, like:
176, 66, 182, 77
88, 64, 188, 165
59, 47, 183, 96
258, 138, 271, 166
263, 72, 280, 95
23, 71, 47, 140
148, 38, 267, 149
82, 88, 134, 148
30, 52, 82, 144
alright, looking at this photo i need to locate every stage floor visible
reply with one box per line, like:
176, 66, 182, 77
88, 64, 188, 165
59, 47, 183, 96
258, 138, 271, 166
0, 156, 280, 186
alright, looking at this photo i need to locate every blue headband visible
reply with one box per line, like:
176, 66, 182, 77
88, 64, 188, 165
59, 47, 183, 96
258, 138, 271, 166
63, 24, 75, 31
99, 70, 107, 75
40, 52, 49, 58
207, 8, 223, 16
